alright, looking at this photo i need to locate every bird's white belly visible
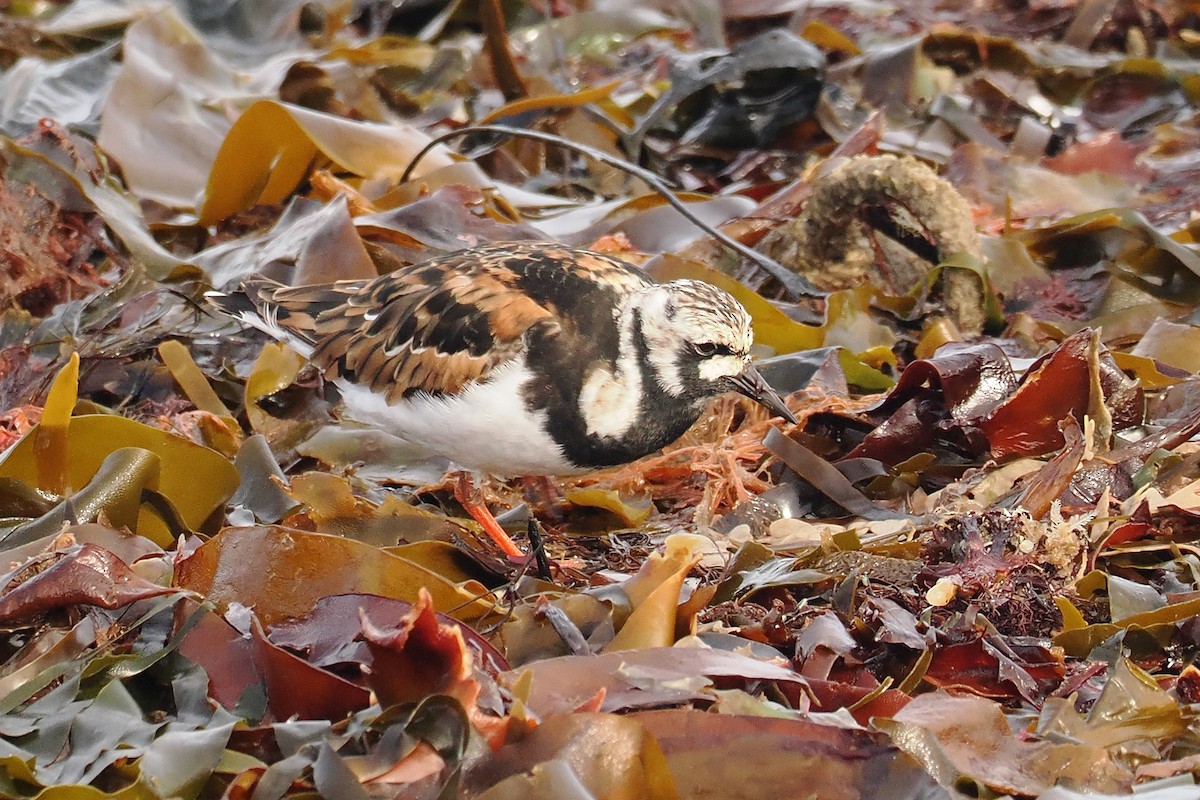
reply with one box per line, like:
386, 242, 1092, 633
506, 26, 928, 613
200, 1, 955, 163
334, 360, 579, 477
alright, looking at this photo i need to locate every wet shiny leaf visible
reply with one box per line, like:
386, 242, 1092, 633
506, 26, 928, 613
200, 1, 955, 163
0, 543, 175, 623
0, 416, 239, 545
173, 525, 497, 624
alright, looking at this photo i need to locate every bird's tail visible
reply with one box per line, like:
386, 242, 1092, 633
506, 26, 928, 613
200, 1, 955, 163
204, 279, 317, 359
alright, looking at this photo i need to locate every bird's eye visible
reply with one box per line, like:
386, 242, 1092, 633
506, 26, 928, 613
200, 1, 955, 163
693, 342, 719, 357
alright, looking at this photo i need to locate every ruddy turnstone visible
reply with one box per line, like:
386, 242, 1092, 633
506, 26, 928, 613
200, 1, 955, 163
207, 242, 797, 556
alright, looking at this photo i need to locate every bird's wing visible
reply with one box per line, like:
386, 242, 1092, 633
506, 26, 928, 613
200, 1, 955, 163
242, 243, 648, 401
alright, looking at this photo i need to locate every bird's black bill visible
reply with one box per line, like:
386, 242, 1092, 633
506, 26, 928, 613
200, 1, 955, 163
727, 365, 798, 424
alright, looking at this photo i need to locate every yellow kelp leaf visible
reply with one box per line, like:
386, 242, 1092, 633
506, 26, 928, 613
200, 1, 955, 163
200, 100, 460, 225
283, 472, 472, 546
1054, 595, 1200, 658
199, 101, 318, 226
246, 342, 304, 401
832, 528, 863, 551
506, 666, 535, 723
1130, 319, 1200, 374
187, 412, 243, 459
564, 486, 653, 527
604, 533, 708, 652
21, 779, 155, 800
174, 525, 496, 623
286, 471, 359, 520
308, 169, 379, 215
244, 342, 305, 434
800, 20, 861, 55
914, 317, 961, 360
376, 497, 477, 542
610, 191, 715, 214
0, 755, 37, 788
1055, 596, 1088, 632
837, 349, 895, 391
213, 749, 267, 776
327, 35, 435, 68
4, 449, 164, 548
157, 340, 232, 417
1110, 351, 1183, 389
0, 415, 238, 543
648, 255, 822, 354
385, 541, 496, 586
480, 79, 623, 124
853, 344, 898, 371
35, 352, 78, 496
897, 648, 933, 695
622, 533, 709, 608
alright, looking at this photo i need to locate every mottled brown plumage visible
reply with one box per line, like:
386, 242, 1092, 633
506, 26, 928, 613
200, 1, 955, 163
242, 243, 650, 402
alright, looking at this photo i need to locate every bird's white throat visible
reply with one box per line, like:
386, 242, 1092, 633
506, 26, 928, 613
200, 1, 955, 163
699, 354, 745, 382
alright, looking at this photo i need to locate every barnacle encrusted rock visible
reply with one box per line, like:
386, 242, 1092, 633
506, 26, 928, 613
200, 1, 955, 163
761, 154, 986, 335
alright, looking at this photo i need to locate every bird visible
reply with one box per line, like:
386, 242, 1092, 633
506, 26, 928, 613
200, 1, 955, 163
206, 241, 798, 557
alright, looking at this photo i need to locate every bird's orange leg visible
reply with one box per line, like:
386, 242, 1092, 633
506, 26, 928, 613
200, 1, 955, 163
454, 471, 523, 557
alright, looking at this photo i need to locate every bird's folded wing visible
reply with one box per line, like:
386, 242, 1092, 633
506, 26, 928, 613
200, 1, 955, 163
246, 260, 555, 401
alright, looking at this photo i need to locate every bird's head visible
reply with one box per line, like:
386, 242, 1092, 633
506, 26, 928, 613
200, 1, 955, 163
630, 280, 797, 423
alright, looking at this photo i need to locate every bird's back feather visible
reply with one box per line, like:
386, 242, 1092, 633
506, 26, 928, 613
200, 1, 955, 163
210, 242, 651, 402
